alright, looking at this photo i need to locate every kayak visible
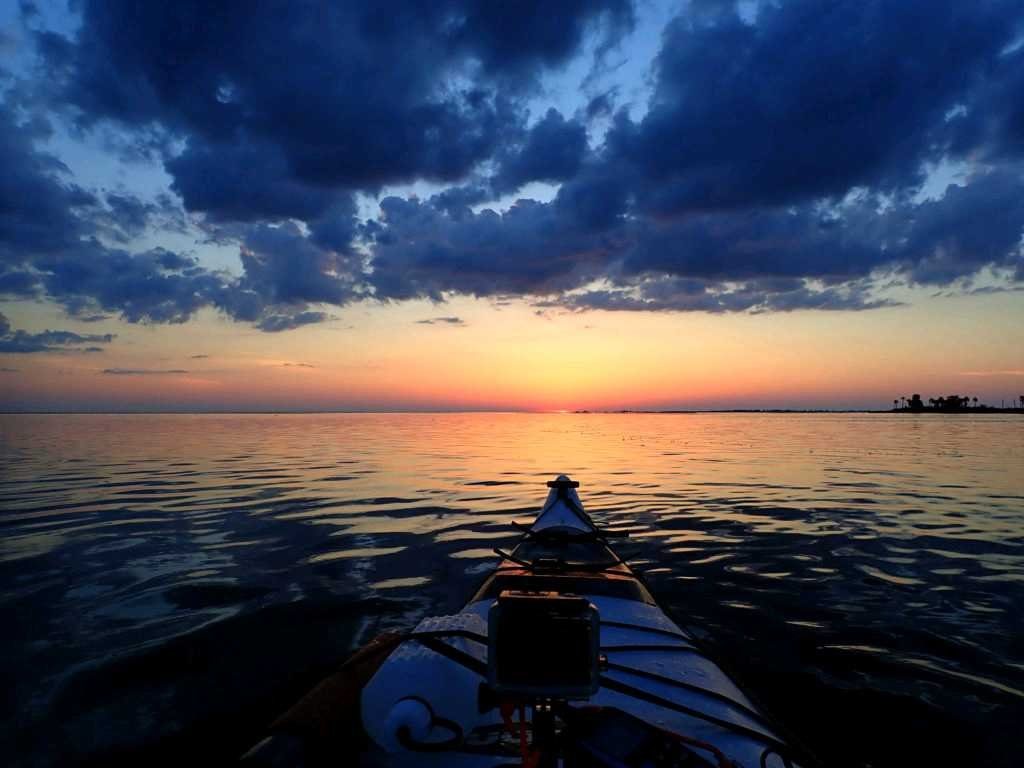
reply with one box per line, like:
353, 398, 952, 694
244, 476, 810, 767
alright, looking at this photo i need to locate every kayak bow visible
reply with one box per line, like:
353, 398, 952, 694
244, 476, 808, 768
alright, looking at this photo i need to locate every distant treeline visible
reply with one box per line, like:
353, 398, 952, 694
893, 394, 1024, 412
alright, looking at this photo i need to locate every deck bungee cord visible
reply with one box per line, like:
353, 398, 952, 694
403, 623, 783, 738
395, 626, 797, 762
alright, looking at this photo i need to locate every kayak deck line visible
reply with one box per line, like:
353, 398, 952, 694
243, 474, 813, 768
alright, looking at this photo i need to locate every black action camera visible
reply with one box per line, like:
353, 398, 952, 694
487, 590, 600, 700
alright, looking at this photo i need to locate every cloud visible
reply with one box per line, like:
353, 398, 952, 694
0, 107, 228, 321
9, 1, 641, 327
96, 192, 186, 242
366, 165, 1024, 312
584, 88, 617, 120
369, 195, 615, 301
0, 367, 18, 373
36, 243, 230, 324
3, 0, 1023, 330
491, 108, 588, 195
959, 370, 1024, 377
239, 222, 359, 306
190, 354, 209, 359
559, 278, 900, 314
949, 38, 1024, 163
886, 169, 1024, 285
102, 368, 188, 375
41, 0, 630, 220
416, 316, 466, 325
167, 139, 347, 223
255, 311, 332, 333
0, 107, 94, 266
601, 0, 1019, 215
0, 107, 357, 330
280, 362, 316, 368
0, 311, 116, 353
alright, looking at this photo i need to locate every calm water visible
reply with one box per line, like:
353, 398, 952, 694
1, 413, 1022, 767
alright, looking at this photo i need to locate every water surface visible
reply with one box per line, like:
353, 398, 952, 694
1, 413, 1022, 766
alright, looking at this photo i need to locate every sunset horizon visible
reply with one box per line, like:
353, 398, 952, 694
2, 1, 1022, 413
3, 291, 1022, 412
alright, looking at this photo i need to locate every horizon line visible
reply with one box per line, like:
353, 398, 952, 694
0, 407, 906, 415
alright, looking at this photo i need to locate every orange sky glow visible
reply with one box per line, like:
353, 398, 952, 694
2, 288, 1021, 412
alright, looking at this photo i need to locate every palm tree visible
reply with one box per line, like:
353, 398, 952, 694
893, 399, 899, 410
973, 397, 978, 408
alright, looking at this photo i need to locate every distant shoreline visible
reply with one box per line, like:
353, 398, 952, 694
576, 409, 881, 414
574, 409, 1024, 415
885, 409, 1024, 415
3, 409, 1021, 416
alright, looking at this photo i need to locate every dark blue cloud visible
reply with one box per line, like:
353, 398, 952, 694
416, 316, 466, 325
584, 88, 617, 121
368, 195, 617, 300
368, 163, 1024, 310
447, 1, 632, 80
102, 194, 152, 236
365, 0, 1024, 308
166, 138, 346, 222
239, 222, 359, 306
90, 192, 188, 244
616, 203, 888, 282
604, 0, 1019, 214
5, 0, 1024, 328
552, 161, 632, 230
0, 104, 216, 321
0, 108, 92, 262
36, 244, 228, 324
0, 270, 39, 296
427, 185, 493, 219
0, 311, 115, 353
557, 279, 898, 314
255, 311, 332, 333
887, 169, 1024, 285
0, 103, 358, 328
41, 0, 629, 222
492, 109, 589, 194
309, 198, 360, 254
950, 40, 1024, 162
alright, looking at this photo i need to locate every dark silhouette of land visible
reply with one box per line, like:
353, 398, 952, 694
577, 397, 1024, 415
891, 393, 1024, 413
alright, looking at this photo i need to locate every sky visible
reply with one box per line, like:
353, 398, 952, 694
0, 0, 1023, 412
